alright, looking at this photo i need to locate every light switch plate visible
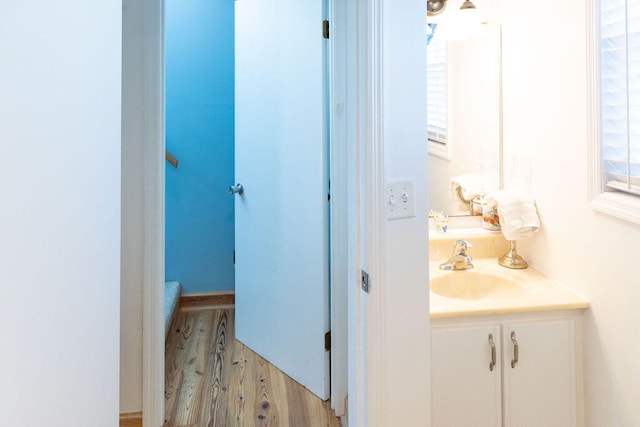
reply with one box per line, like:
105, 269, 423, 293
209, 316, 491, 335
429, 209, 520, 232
385, 180, 416, 220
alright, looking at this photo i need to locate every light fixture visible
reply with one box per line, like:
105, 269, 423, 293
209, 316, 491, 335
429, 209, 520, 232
459, 0, 476, 11
427, 0, 448, 17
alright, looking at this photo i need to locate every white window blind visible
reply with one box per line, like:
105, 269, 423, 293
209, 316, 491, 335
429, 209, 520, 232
427, 38, 447, 144
600, 0, 640, 195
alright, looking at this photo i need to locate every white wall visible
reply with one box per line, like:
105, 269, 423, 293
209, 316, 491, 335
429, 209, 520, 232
501, 0, 640, 425
121, 0, 144, 413
0, 2, 122, 426
366, 1, 431, 425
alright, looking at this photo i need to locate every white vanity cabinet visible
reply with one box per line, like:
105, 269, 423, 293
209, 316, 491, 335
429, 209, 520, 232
432, 324, 502, 426
432, 312, 583, 427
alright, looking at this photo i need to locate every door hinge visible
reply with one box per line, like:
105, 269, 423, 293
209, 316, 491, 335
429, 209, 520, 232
323, 20, 330, 39
361, 269, 370, 293
325, 331, 331, 351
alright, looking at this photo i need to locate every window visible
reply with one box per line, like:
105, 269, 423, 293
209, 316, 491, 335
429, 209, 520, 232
427, 36, 448, 157
600, 0, 640, 195
590, 0, 640, 223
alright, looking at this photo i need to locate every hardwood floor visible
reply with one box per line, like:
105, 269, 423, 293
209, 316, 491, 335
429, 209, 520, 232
165, 308, 340, 427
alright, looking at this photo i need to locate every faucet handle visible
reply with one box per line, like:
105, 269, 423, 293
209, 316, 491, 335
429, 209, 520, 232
440, 239, 474, 270
454, 239, 472, 256
455, 239, 472, 249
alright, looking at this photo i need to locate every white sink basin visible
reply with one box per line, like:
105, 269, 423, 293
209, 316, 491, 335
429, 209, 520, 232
430, 271, 525, 300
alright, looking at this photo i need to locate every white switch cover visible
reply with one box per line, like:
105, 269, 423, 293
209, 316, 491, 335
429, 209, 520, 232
385, 180, 416, 220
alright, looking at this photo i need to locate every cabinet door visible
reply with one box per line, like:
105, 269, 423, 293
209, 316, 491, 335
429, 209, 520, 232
432, 325, 502, 427
503, 320, 576, 427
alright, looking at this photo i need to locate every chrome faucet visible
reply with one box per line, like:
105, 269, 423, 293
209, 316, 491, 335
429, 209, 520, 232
439, 239, 474, 270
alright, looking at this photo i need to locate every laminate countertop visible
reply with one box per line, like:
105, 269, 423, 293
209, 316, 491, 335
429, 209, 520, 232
430, 257, 590, 319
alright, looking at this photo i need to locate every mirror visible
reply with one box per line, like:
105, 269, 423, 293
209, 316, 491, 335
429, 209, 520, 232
427, 14, 502, 216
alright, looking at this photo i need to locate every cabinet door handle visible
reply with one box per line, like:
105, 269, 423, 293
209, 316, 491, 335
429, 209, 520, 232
511, 331, 519, 368
489, 334, 496, 372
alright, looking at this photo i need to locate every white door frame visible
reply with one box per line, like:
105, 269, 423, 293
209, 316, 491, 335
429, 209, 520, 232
139, 0, 353, 425
140, 0, 165, 425
329, 0, 351, 417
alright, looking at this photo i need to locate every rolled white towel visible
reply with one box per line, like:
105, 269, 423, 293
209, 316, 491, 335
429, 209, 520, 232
484, 190, 540, 241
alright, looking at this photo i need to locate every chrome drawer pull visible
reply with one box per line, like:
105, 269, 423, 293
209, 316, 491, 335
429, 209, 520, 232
489, 334, 496, 372
511, 331, 519, 368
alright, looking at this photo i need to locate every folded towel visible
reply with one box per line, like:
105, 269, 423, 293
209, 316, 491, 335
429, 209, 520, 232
484, 190, 540, 241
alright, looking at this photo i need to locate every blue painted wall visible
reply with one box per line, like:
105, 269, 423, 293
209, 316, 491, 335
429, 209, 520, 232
165, 0, 235, 293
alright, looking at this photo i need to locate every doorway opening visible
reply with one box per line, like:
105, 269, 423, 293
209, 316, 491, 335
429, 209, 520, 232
136, 0, 351, 425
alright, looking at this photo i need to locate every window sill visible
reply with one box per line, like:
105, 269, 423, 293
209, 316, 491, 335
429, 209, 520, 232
591, 191, 640, 226
428, 140, 450, 160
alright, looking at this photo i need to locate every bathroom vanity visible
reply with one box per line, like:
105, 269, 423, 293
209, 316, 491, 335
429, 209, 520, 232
429, 228, 589, 427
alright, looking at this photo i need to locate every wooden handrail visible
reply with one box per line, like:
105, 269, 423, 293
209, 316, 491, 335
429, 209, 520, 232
166, 150, 178, 168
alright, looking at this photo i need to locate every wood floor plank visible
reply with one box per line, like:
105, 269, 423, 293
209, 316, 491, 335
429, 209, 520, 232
227, 337, 258, 426
252, 355, 286, 426
164, 307, 340, 427
174, 312, 211, 425
165, 311, 195, 425
200, 309, 233, 427
284, 376, 310, 427
264, 359, 291, 426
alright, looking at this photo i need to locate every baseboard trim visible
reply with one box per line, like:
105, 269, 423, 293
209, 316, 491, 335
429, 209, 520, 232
120, 411, 143, 427
180, 291, 235, 310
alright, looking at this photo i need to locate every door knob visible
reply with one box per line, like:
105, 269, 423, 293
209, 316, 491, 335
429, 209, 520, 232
229, 183, 244, 195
